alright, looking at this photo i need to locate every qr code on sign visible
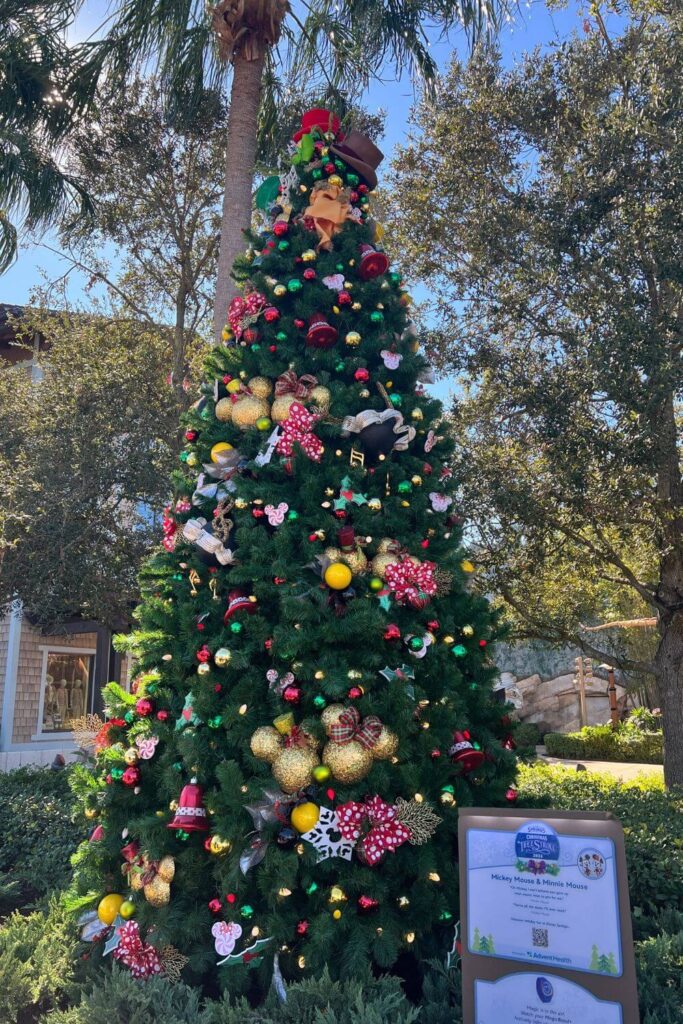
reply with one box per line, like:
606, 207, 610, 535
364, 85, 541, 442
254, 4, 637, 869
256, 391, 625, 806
532, 928, 549, 948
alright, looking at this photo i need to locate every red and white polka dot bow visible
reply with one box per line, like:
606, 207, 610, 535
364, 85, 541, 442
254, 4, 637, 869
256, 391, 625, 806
275, 401, 323, 462
228, 291, 266, 338
113, 920, 162, 979
336, 796, 412, 866
385, 558, 438, 607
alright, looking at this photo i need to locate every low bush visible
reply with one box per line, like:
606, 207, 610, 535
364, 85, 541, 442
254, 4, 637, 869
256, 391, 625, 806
544, 722, 663, 763
0, 766, 87, 911
512, 722, 541, 760
517, 765, 683, 940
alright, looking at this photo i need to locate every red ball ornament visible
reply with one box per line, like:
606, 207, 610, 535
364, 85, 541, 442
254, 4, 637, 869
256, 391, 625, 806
156, 709, 169, 722
294, 318, 305, 329
252, 508, 265, 519
135, 698, 153, 716
338, 290, 352, 305
265, 639, 273, 650
349, 190, 359, 202
273, 576, 286, 585
296, 920, 309, 936
334, 509, 347, 520
265, 239, 276, 249
303, 268, 316, 280
505, 787, 519, 803
122, 766, 140, 787
502, 735, 517, 751
214, 684, 222, 693
326, 788, 335, 801
263, 306, 280, 323
283, 684, 303, 704
197, 622, 205, 631
308, 533, 318, 542
427, 620, 440, 632
196, 645, 212, 663
479, 639, 487, 648
273, 221, 288, 237
354, 367, 370, 382
204, 837, 212, 852
422, 462, 433, 475
348, 686, 364, 699
383, 624, 401, 641
269, 344, 277, 353
208, 899, 222, 913
184, 429, 198, 442
357, 895, 379, 914
358, 184, 369, 195
420, 539, 430, 549
324, 162, 336, 174
430, 748, 441, 760
226, 892, 237, 904
243, 326, 259, 345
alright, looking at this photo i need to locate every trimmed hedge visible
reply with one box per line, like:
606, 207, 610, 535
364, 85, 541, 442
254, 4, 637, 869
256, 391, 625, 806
0, 765, 88, 911
544, 723, 663, 763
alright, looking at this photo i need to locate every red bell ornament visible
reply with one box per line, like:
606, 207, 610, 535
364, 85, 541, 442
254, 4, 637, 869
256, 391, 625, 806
306, 313, 338, 350
449, 730, 485, 773
224, 588, 258, 622
168, 778, 209, 832
358, 244, 389, 281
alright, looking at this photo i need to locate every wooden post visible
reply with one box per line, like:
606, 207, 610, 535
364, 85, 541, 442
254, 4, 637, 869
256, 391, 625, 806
606, 666, 619, 729
576, 655, 588, 728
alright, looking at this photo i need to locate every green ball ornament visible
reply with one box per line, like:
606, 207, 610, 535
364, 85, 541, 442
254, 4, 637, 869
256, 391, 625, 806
370, 310, 384, 323
369, 577, 383, 592
287, 510, 299, 520
124, 711, 134, 724
256, 416, 272, 431
173, 761, 183, 772
287, 279, 303, 293
241, 905, 255, 919
451, 644, 468, 657
360, 195, 370, 206
390, 393, 402, 407
313, 695, 327, 709
277, 240, 290, 251
440, 910, 453, 922
313, 764, 331, 783
335, 361, 345, 372
336, 263, 344, 272
335, 160, 345, 171
276, 331, 287, 342
347, 173, 359, 186
172, 573, 183, 580
251, 343, 261, 351
397, 480, 412, 494
306, 882, 319, 895
408, 635, 424, 651
179, 451, 189, 462
111, 767, 124, 780
230, 622, 243, 634
177, 829, 190, 841
312, 168, 322, 180
208, 715, 223, 728
390, 271, 401, 285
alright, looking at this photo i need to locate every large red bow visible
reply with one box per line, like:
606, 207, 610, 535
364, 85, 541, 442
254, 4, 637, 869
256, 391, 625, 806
228, 291, 266, 339
329, 706, 382, 750
336, 796, 412, 866
275, 370, 318, 399
384, 558, 438, 608
275, 402, 323, 462
113, 920, 162, 979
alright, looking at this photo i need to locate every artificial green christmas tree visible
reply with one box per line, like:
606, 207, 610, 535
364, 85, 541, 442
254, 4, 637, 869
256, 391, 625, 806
73, 108, 517, 993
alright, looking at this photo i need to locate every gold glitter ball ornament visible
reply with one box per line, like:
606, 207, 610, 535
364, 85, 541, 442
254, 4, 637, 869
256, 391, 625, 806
250, 726, 284, 763
144, 875, 171, 908
371, 552, 397, 581
368, 498, 382, 512
248, 376, 273, 400
371, 726, 399, 760
232, 396, 270, 430
345, 331, 361, 347
309, 385, 331, 414
271, 394, 297, 423
215, 398, 233, 422
124, 747, 139, 766
323, 740, 373, 784
274, 284, 287, 297
272, 746, 319, 794
321, 704, 347, 733
302, 249, 317, 262
214, 647, 232, 667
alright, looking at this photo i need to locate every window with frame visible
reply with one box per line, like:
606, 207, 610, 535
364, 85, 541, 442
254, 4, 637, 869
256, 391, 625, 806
40, 649, 95, 733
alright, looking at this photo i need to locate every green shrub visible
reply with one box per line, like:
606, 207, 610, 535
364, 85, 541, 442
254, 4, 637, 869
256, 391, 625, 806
0, 766, 87, 909
544, 723, 663, 763
636, 929, 683, 1024
0, 898, 82, 1022
512, 722, 541, 760
46, 966, 209, 1024
628, 706, 663, 732
517, 765, 683, 940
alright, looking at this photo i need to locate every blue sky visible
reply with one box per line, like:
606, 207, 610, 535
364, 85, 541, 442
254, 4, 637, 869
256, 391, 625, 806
2, 0, 600, 397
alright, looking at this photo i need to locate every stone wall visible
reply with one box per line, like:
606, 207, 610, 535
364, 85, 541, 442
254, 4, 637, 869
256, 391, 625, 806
506, 671, 627, 735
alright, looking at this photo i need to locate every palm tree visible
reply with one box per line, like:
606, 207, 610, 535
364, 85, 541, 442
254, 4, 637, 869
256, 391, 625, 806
100, 0, 511, 341
0, 0, 98, 270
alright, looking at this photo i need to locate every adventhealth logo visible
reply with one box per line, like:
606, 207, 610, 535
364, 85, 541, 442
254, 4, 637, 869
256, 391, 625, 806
515, 823, 560, 861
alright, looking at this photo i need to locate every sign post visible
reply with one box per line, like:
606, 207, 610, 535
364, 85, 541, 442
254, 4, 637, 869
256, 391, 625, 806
459, 807, 639, 1024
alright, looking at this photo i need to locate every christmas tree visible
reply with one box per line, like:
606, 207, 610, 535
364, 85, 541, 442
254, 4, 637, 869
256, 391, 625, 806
73, 108, 517, 993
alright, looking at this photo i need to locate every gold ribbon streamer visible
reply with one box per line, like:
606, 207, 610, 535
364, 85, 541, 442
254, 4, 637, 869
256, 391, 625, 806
304, 184, 350, 250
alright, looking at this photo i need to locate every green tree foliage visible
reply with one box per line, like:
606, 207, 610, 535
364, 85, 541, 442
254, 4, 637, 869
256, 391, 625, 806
70, 119, 515, 994
0, 310, 178, 627
388, 3, 683, 784
0, 0, 100, 269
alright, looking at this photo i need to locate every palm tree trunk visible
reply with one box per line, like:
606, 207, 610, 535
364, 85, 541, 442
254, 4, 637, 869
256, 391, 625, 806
213, 50, 266, 343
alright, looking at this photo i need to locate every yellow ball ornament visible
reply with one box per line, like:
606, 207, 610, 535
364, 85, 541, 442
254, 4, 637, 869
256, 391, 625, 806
345, 331, 361, 347
209, 835, 232, 855
328, 174, 343, 187
97, 893, 125, 925
461, 559, 475, 574
290, 801, 320, 832
324, 562, 353, 590
226, 378, 242, 394
274, 284, 287, 297
119, 899, 136, 920
211, 442, 233, 463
